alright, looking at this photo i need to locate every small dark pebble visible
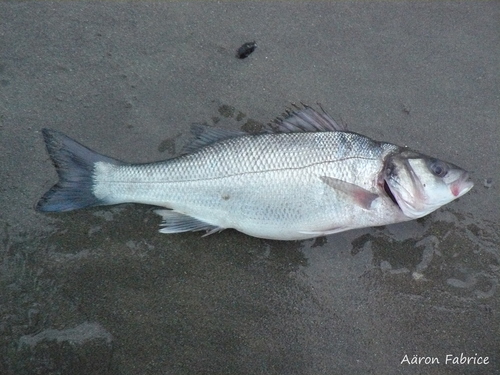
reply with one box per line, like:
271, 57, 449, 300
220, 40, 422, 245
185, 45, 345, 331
236, 41, 257, 59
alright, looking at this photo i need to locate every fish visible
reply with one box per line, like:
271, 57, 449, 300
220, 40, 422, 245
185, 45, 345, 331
36, 106, 474, 240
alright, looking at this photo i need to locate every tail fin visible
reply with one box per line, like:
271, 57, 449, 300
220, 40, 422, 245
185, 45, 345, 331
36, 129, 122, 212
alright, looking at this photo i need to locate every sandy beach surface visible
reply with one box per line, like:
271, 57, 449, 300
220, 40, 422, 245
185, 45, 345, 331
1, 2, 498, 374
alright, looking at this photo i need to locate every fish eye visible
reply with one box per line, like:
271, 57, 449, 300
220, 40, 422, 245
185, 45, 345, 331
429, 160, 448, 177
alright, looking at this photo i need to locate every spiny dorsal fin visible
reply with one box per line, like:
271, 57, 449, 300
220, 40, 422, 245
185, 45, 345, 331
270, 104, 346, 133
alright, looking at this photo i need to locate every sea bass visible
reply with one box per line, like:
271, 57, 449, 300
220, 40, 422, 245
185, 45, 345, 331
36, 106, 473, 240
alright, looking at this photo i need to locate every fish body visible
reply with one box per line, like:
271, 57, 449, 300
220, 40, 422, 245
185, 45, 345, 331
36, 107, 473, 240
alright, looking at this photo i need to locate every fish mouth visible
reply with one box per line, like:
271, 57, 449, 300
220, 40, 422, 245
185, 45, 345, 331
450, 172, 474, 197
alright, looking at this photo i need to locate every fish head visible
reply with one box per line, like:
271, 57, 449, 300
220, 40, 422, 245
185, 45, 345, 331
382, 150, 474, 219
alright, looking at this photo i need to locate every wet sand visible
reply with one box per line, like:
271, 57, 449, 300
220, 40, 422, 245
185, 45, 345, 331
1, 2, 498, 374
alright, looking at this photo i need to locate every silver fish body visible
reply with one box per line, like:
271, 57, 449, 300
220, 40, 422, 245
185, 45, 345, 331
36, 107, 473, 240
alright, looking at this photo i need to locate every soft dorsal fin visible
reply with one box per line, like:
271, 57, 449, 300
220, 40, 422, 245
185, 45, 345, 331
270, 105, 346, 133
181, 124, 247, 154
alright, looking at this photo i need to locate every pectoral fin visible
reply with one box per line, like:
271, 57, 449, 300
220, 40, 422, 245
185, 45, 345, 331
320, 176, 378, 210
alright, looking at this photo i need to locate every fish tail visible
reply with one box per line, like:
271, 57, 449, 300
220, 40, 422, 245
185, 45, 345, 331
36, 128, 122, 212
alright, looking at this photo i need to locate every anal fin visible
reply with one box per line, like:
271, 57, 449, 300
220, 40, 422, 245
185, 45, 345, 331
155, 209, 224, 236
